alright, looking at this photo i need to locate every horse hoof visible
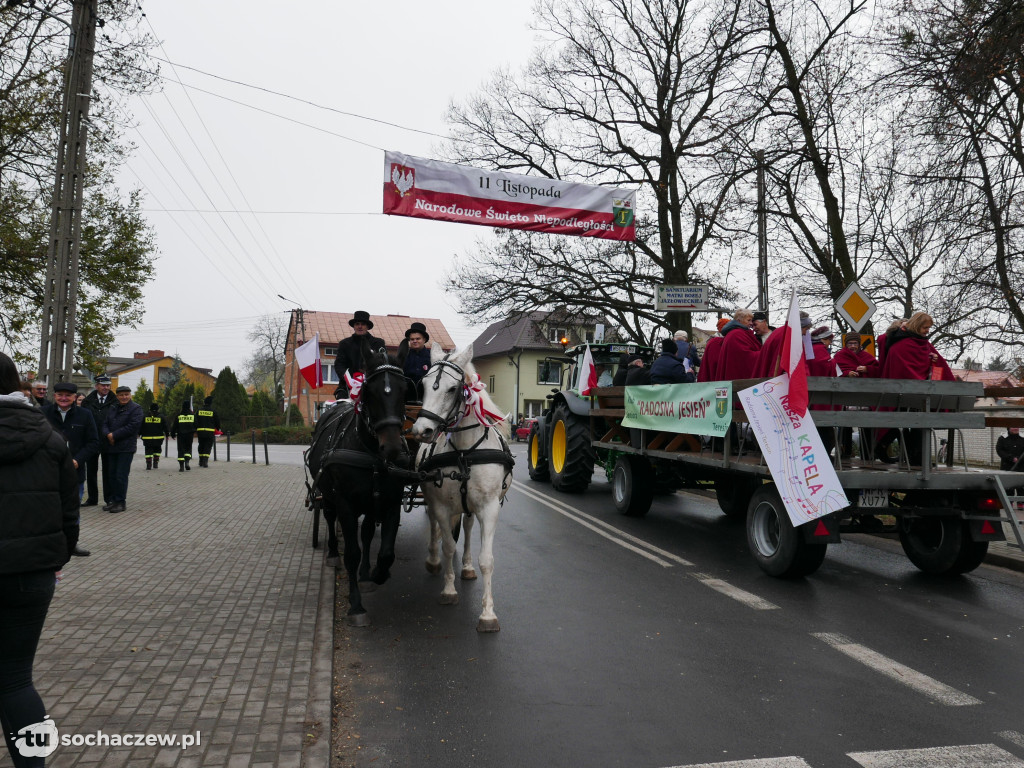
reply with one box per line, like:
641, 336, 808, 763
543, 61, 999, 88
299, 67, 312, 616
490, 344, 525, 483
476, 618, 500, 633
439, 593, 459, 606
461, 568, 477, 581
371, 570, 391, 586
357, 581, 377, 593
348, 612, 371, 628
325, 556, 340, 568
425, 561, 441, 576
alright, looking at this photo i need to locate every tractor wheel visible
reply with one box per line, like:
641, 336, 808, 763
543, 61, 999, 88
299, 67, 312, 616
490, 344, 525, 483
548, 403, 595, 492
746, 484, 828, 578
612, 455, 655, 517
527, 422, 549, 482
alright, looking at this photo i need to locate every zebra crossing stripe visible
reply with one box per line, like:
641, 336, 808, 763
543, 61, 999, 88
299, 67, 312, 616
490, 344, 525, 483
812, 632, 982, 706
848, 743, 1024, 767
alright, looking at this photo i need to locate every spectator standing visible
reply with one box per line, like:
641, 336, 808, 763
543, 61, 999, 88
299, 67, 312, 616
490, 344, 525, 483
171, 401, 196, 472
43, 382, 98, 556
140, 402, 168, 470
0, 352, 79, 768
996, 427, 1024, 471
30, 381, 49, 408
650, 339, 691, 384
81, 375, 116, 507
99, 385, 143, 513
195, 396, 220, 468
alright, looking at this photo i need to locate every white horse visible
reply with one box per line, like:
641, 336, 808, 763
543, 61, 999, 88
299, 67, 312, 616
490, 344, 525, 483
410, 344, 513, 632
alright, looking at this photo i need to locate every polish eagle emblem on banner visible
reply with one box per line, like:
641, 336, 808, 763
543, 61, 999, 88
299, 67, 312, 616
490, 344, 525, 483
391, 164, 415, 197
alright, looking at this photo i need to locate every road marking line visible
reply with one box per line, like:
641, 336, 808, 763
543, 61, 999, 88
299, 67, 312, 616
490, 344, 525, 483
662, 758, 812, 768
513, 485, 674, 567
692, 573, 779, 610
998, 731, 1024, 750
848, 743, 1024, 767
514, 483, 693, 566
811, 632, 982, 706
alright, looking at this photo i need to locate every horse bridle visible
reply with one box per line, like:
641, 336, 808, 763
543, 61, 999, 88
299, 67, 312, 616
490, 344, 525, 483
417, 356, 468, 433
359, 352, 409, 435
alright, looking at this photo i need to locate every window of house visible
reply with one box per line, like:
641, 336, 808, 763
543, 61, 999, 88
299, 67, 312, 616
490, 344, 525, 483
324, 346, 338, 357
488, 375, 495, 392
537, 360, 562, 385
549, 326, 568, 344
584, 329, 595, 343
321, 363, 339, 384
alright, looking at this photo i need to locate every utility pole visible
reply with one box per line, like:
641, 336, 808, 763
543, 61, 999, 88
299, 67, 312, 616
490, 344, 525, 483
37, 0, 99, 385
755, 150, 769, 316
279, 295, 308, 427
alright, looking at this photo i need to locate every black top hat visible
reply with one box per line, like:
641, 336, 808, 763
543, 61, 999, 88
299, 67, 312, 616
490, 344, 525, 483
53, 382, 78, 394
349, 310, 374, 329
404, 322, 429, 342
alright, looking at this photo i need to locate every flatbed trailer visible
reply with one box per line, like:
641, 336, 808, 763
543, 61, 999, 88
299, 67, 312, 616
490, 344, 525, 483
583, 377, 1024, 577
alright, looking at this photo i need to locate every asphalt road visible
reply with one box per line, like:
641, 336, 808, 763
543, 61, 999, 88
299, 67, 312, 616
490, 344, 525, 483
335, 443, 1024, 768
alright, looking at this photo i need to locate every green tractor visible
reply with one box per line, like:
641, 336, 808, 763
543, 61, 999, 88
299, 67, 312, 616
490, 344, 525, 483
527, 342, 655, 492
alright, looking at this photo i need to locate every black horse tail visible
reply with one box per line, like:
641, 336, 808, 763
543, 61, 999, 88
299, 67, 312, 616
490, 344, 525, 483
453, 516, 462, 543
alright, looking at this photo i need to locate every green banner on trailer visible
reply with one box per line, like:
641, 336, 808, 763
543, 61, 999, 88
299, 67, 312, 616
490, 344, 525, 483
622, 382, 732, 437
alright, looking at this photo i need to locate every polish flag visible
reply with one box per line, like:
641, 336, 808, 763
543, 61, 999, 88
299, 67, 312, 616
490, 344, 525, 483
779, 289, 808, 417
296, 333, 322, 389
578, 343, 598, 396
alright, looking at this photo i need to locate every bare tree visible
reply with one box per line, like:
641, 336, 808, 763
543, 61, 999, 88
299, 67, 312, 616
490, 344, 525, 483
445, 0, 760, 340
243, 314, 288, 396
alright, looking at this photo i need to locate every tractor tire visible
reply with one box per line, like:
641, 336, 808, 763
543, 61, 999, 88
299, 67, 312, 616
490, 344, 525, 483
548, 403, 595, 493
715, 476, 760, 520
746, 484, 828, 578
898, 516, 966, 574
527, 422, 549, 482
612, 455, 655, 517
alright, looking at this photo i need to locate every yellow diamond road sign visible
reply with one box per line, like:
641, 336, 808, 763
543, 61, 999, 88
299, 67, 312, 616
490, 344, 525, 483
835, 282, 876, 332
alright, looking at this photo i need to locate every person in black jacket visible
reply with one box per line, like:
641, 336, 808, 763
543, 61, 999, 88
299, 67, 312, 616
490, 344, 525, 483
997, 427, 1024, 471
81, 375, 116, 507
0, 352, 79, 768
650, 339, 691, 384
624, 357, 652, 386
170, 401, 196, 472
333, 311, 386, 397
140, 402, 168, 470
194, 397, 220, 468
99, 386, 144, 513
43, 381, 99, 556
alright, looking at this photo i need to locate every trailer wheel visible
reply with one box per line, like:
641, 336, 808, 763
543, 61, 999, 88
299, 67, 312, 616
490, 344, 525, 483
715, 476, 760, 520
746, 485, 828, 577
527, 423, 549, 482
613, 456, 654, 517
949, 528, 988, 575
899, 516, 966, 574
548, 403, 595, 492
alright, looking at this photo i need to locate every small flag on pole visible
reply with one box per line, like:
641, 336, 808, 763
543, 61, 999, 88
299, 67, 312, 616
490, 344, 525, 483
578, 343, 598, 396
296, 333, 323, 389
779, 289, 808, 417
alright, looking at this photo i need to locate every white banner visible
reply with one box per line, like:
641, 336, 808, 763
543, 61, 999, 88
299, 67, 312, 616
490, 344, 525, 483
382, 151, 636, 241
737, 374, 849, 526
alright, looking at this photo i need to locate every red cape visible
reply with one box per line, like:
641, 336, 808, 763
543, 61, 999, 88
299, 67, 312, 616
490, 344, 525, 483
697, 336, 724, 382
719, 324, 762, 379
880, 334, 954, 380
754, 326, 786, 378
834, 348, 879, 377
807, 342, 834, 377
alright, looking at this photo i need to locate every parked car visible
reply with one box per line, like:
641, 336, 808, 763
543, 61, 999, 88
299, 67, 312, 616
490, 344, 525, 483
515, 418, 538, 442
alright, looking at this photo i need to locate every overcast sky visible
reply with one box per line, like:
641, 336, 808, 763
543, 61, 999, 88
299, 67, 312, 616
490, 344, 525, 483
111, 0, 539, 374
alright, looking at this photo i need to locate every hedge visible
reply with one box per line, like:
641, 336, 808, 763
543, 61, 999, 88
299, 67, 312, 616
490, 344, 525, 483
241, 426, 314, 445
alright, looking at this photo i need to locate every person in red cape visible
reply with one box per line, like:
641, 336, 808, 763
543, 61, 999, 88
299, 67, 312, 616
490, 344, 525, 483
754, 311, 810, 378
875, 317, 907, 369
834, 335, 879, 378
807, 326, 835, 377
697, 318, 730, 382
718, 309, 761, 380
875, 311, 953, 464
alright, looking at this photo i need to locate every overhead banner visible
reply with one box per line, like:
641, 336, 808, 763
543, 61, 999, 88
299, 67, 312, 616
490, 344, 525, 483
622, 382, 732, 437
382, 151, 636, 241
737, 375, 849, 526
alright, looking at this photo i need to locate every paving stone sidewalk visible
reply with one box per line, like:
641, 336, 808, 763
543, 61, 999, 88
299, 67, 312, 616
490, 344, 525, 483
1, 452, 332, 768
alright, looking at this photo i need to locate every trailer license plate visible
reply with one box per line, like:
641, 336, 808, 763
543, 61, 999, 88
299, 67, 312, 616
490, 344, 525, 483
860, 489, 888, 508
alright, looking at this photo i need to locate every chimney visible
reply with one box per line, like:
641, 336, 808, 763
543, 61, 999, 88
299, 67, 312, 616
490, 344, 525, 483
134, 349, 165, 360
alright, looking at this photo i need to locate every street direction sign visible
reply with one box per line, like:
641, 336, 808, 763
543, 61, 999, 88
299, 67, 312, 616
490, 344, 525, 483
835, 282, 876, 332
655, 284, 710, 311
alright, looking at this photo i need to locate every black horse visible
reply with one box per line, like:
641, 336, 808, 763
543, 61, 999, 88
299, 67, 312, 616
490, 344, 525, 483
305, 343, 411, 625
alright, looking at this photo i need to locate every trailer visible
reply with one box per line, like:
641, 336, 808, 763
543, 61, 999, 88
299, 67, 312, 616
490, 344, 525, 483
527, 346, 1024, 578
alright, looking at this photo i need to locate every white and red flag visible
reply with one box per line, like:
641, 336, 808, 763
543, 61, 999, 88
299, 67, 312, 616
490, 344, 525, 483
779, 289, 808, 417
383, 151, 636, 241
577, 344, 598, 396
295, 333, 322, 389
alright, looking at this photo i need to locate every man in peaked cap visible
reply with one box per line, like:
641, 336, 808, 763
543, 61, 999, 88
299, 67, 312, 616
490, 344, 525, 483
334, 310, 386, 398
81, 374, 116, 506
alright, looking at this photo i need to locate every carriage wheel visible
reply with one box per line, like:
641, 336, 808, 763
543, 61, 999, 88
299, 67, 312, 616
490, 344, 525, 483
312, 497, 321, 549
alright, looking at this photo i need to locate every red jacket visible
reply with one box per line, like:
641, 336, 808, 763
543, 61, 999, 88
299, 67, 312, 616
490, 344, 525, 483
697, 336, 725, 382
834, 348, 879, 378
880, 331, 954, 381
807, 342, 834, 377
718, 322, 762, 380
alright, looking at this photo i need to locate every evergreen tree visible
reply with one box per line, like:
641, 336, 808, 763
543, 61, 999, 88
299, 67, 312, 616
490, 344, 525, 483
164, 356, 184, 391
249, 389, 277, 428
212, 367, 248, 434
286, 403, 304, 426
132, 378, 154, 412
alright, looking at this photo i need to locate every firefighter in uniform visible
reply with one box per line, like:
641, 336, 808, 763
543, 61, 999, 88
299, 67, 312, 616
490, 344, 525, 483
170, 401, 196, 471
195, 396, 220, 468
140, 402, 168, 469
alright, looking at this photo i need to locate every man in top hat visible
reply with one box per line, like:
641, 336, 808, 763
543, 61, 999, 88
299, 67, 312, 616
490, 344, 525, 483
82, 374, 117, 506
43, 382, 99, 555
334, 311, 386, 398
99, 384, 143, 513
399, 321, 431, 400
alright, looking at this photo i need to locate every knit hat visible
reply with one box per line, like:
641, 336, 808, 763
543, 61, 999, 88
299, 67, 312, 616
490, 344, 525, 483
799, 311, 812, 329
811, 326, 834, 341
716, 318, 729, 332
661, 339, 678, 355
